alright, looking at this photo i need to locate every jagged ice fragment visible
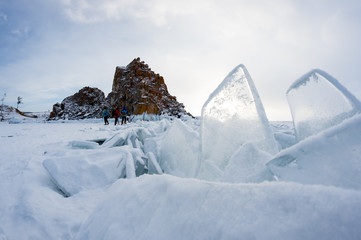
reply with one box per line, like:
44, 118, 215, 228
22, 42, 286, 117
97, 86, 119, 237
286, 69, 361, 141
159, 119, 200, 178
200, 64, 279, 179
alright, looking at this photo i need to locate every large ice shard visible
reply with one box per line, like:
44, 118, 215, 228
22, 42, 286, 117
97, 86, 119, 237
287, 69, 361, 141
200, 64, 279, 178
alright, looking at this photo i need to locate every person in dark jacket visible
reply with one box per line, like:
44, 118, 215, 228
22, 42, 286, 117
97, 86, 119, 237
113, 107, 120, 125
121, 106, 128, 125
102, 107, 109, 125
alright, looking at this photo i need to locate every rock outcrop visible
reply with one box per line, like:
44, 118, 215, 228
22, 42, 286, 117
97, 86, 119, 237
48, 87, 105, 120
107, 57, 189, 116
48, 58, 190, 120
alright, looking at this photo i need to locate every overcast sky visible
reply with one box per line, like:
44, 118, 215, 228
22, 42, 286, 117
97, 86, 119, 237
1, 0, 361, 120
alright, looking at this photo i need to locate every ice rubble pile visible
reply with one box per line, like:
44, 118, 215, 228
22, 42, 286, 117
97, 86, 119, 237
43, 65, 361, 198
43, 123, 169, 196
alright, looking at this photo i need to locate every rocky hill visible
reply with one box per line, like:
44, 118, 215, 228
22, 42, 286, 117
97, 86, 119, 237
107, 57, 188, 116
48, 87, 105, 120
48, 58, 190, 120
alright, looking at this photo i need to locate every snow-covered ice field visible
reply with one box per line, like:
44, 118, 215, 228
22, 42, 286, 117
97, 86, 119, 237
1, 116, 361, 240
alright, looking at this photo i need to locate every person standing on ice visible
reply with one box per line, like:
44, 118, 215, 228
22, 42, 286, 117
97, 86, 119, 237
121, 106, 128, 125
102, 107, 109, 125
113, 107, 120, 125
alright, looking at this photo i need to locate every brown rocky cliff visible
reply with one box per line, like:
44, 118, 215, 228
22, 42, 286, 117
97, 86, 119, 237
106, 57, 189, 116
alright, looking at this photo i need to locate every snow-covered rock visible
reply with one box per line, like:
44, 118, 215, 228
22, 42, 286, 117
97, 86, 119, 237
48, 87, 106, 120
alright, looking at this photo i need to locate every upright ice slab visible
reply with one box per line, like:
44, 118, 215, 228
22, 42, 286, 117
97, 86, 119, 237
201, 64, 279, 177
287, 69, 361, 141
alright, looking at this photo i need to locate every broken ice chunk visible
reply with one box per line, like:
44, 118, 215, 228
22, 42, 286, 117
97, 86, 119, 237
147, 152, 163, 175
267, 114, 361, 190
159, 119, 200, 178
43, 148, 125, 196
286, 69, 361, 141
201, 64, 279, 173
222, 143, 274, 183
70, 140, 99, 149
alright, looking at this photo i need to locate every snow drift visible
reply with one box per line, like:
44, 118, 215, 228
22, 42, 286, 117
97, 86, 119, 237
75, 174, 361, 240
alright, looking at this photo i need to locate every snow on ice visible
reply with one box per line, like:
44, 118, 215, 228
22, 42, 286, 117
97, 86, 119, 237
75, 175, 361, 240
1, 65, 361, 239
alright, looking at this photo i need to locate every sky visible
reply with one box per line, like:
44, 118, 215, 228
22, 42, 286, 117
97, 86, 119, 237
1, 0, 361, 120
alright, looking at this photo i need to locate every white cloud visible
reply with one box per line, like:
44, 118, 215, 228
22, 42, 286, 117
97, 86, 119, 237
11, 29, 22, 35
0, 12, 8, 23
60, 0, 202, 25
